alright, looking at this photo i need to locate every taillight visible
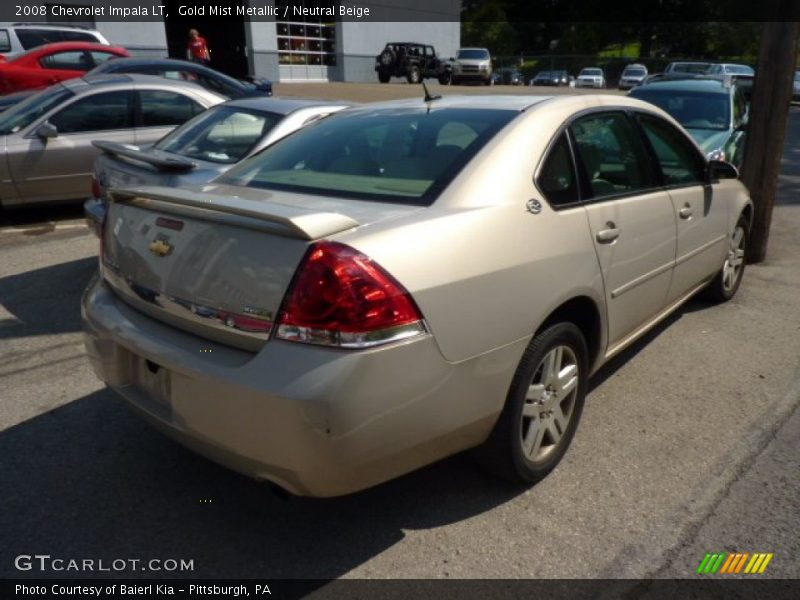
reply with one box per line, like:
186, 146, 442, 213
90, 173, 101, 199
275, 241, 426, 348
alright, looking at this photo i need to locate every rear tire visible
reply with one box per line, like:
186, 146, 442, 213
406, 66, 421, 84
377, 72, 391, 84
704, 216, 748, 303
475, 322, 589, 484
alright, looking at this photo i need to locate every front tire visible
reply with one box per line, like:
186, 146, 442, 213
705, 216, 748, 302
377, 71, 391, 84
475, 322, 589, 484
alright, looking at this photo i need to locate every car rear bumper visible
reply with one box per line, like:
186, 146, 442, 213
82, 276, 520, 496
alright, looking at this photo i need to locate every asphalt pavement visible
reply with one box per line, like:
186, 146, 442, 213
0, 88, 797, 583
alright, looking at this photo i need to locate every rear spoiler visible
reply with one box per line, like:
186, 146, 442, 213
109, 186, 360, 241
93, 140, 196, 171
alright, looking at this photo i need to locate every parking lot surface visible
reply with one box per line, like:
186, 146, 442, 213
0, 86, 797, 581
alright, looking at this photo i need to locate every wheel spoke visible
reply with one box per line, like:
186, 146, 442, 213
527, 382, 546, 402
522, 417, 545, 458
541, 347, 562, 386
522, 401, 539, 418
552, 404, 569, 434
731, 227, 744, 249
545, 416, 563, 444
555, 364, 578, 398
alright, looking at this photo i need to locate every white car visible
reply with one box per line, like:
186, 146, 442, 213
575, 68, 605, 88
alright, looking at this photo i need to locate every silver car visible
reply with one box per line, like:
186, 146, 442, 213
0, 74, 224, 208
84, 97, 350, 235
575, 67, 606, 88
83, 95, 752, 497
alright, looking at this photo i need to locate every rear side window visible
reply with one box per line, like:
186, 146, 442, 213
16, 29, 62, 50
0, 30, 11, 53
138, 90, 204, 127
60, 31, 100, 43
537, 132, 578, 207
569, 112, 655, 199
40, 51, 92, 71
49, 91, 132, 133
90, 51, 118, 66
636, 113, 705, 186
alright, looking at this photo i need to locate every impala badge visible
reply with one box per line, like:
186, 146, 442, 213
148, 238, 172, 257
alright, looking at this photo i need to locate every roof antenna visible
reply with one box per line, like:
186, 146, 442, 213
422, 81, 441, 103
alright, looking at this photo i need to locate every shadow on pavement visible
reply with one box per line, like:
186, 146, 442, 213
0, 387, 525, 580
0, 203, 84, 228
0, 256, 96, 340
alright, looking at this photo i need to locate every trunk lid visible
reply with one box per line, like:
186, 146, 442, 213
101, 184, 417, 351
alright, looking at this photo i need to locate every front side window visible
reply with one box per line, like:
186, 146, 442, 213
156, 106, 280, 164
636, 113, 705, 186
138, 90, 203, 128
40, 50, 92, 71
219, 108, 516, 205
49, 91, 131, 133
537, 132, 578, 207
569, 112, 655, 199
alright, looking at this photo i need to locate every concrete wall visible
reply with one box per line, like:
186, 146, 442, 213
247, 20, 280, 83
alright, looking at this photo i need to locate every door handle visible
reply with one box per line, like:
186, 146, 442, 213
679, 204, 693, 219
596, 222, 620, 243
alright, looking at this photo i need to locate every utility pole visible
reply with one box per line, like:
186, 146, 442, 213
738, 17, 800, 263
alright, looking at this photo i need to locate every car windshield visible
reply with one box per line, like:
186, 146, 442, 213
457, 49, 489, 60
631, 89, 731, 131
218, 107, 516, 205
581, 69, 602, 76
671, 63, 711, 73
536, 71, 551, 77
624, 68, 646, 77
156, 105, 281, 164
724, 65, 754, 75
0, 86, 73, 135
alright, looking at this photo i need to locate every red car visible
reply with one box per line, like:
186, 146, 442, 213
0, 42, 129, 95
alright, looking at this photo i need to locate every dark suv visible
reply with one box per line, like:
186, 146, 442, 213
375, 42, 452, 84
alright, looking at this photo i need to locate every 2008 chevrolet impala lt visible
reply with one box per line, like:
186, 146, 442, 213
82, 94, 752, 496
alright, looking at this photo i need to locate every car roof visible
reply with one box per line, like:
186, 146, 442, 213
636, 78, 730, 94
68, 73, 222, 95
95, 57, 215, 70
222, 96, 351, 114
348, 95, 553, 112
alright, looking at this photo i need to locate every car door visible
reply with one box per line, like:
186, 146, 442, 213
570, 111, 677, 349
6, 89, 134, 204
634, 112, 729, 304
134, 88, 206, 146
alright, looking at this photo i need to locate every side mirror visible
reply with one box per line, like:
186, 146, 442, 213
36, 122, 58, 139
706, 159, 739, 182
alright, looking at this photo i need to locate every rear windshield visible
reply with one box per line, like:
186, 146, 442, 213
670, 63, 711, 74
218, 107, 516, 205
156, 105, 281, 164
725, 65, 754, 75
581, 69, 602, 76
630, 89, 731, 131
457, 49, 490, 60
0, 86, 73, 134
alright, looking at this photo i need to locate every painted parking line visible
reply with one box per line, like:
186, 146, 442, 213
0, 221, 87, 234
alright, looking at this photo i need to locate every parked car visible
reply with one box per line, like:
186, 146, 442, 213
664, 61, 714, 75
629, 77, 749, 167
83, 94, 751, 497
0, 41, 129, 95
0, 90, 34, 112
0, 74, 224, 208
575, 67, 605, 88
374, 42, 452, 84
84, 97, 349, 235
618, 63, 648, 90
88, 57, 273, 98
531, 70, 569, 86
451, 47, 492, 85
794, 71, 800, 101
705, 63, 754, 77
0, 23, 110, 59
493, 68, 524, 86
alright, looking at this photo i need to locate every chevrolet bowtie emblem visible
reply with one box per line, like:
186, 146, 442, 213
148, 239, 172, 257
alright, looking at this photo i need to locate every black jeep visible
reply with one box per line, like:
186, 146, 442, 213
375, 42, 453, 85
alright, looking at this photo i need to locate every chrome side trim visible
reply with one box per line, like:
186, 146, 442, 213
604, 278, 710, 361
610, 261, 675, 299
674, 234, 727, 267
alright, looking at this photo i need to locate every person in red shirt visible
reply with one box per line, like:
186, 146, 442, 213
186, 29, 211, 65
